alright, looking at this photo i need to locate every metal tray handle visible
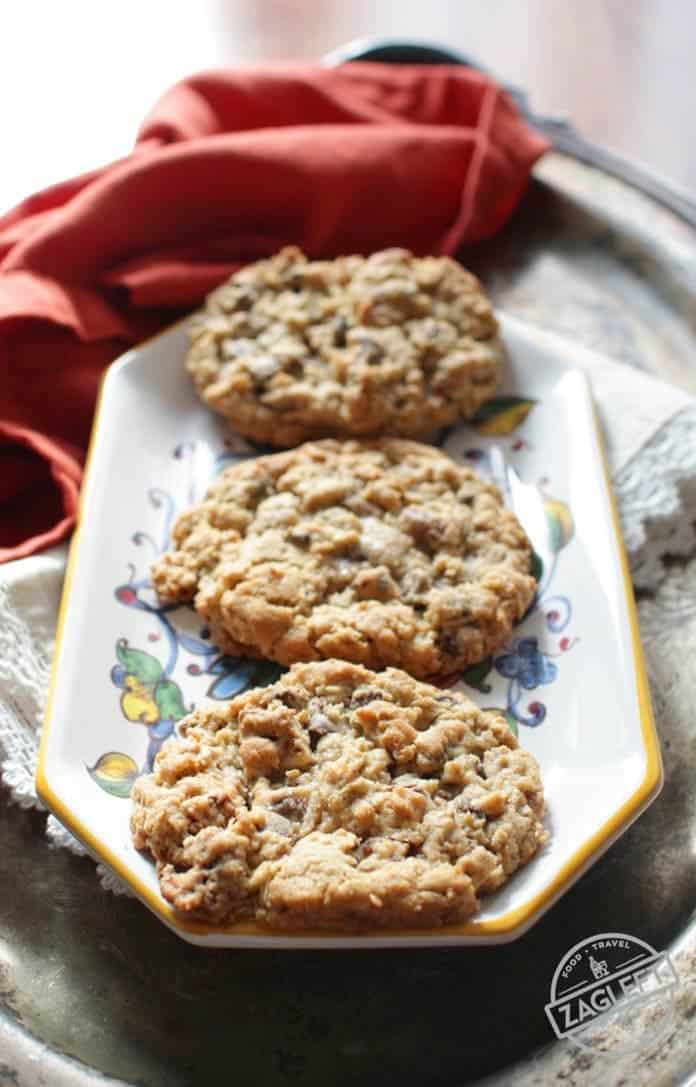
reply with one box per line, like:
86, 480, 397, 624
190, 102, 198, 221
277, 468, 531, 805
323, 37, 696, 231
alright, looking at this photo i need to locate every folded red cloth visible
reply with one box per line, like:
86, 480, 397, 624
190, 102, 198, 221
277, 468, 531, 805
0, 63, 548, 562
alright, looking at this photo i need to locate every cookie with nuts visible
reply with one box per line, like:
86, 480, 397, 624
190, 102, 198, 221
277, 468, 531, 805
186, 247, 501, 446
151, 439, 536, 680
130, 660, 547, 929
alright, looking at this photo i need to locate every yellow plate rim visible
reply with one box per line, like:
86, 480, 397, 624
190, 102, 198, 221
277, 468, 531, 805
35, 324, 662, 945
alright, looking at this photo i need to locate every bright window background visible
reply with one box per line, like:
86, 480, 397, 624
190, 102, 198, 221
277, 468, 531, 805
0, 0, 694, 212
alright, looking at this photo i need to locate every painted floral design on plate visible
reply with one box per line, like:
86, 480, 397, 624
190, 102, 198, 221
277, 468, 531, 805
89, 400, 577, 797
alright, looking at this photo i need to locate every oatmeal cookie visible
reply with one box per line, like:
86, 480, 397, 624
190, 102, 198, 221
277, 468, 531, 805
151, 439, 536, 680
131, 660, 547, 929
186, 247, 501, 445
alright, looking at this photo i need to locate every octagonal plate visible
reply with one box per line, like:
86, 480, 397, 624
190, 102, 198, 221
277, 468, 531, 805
36, 313, 661, 947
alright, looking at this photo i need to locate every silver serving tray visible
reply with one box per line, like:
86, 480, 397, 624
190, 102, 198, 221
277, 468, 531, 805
2, 39, 696, 1087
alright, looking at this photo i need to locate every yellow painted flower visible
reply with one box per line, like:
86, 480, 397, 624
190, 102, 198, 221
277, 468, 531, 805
120, 675, 159, 724
544, 497, 574, 552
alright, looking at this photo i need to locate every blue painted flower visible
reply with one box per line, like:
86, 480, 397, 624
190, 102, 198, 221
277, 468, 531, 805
495, 637, 557, 689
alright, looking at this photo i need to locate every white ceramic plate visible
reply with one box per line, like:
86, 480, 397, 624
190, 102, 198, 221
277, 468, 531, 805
37, 313, 661, 947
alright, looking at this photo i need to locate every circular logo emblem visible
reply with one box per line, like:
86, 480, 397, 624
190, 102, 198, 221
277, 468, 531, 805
546, 932, 679, 1056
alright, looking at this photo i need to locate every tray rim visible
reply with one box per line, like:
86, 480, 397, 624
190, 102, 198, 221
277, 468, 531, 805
4, 36, 693, 1083
35, 314, 663, 948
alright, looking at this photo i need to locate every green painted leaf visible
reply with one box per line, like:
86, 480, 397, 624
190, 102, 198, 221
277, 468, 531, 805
88, 751, 138, 798
461, 657, 493, 693
116, 639, 162, 685
531, 549, 544, 583
252, 661, 287, 688
544, 499, 574, 553
505, 712, 519, 738
471, 397, 536, 435
154, 678, 188, 721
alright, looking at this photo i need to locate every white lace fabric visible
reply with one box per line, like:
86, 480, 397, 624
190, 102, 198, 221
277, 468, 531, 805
614, 404, 696, 590
0, 353, 693, 894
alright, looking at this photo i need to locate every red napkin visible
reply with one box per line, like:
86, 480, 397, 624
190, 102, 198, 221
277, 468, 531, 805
0, 63, 548, 562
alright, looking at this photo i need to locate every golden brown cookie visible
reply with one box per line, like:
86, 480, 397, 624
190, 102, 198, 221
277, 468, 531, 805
151, 439, 536, 680
131, 660, 547, 929
186, 247, 501, 446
